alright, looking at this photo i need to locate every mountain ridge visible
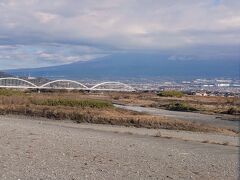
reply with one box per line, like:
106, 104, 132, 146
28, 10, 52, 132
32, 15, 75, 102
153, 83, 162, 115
5, 53, 239, 80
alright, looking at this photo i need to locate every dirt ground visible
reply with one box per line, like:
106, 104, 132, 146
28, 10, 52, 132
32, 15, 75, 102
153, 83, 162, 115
0, 115, 239, 180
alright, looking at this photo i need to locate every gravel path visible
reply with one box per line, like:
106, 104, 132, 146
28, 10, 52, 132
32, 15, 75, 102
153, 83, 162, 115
0, 116, 239, 180
114, 104, 240, 132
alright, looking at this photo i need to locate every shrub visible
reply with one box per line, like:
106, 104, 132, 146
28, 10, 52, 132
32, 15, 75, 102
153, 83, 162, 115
167, 102, 197, 112
157, 90, 183, 98
226, 107, 237, 115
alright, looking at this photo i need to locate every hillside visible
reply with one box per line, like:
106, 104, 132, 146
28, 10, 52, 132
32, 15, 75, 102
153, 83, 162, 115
5, 53, 239, 80
0, 71, 11, 78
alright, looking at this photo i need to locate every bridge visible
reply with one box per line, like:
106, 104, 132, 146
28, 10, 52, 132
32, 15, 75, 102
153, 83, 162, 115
0, 77, 135, 92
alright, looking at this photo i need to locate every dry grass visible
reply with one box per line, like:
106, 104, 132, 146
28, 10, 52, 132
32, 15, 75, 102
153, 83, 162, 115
31, 98, 113, 108
107, 92, 240, 115
22, 90, 240, 115
0, 90, 237, 135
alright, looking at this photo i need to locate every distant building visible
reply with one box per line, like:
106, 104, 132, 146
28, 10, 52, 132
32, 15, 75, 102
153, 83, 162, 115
217, 83, 230, 87
27, 76, 36, 80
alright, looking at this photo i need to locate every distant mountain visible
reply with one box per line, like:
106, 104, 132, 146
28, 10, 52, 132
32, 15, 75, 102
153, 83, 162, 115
0, 71, 12, 78
5, 53, 240, 80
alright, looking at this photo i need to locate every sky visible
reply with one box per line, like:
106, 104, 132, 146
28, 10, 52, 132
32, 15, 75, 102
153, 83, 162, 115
0, 0, 239, 70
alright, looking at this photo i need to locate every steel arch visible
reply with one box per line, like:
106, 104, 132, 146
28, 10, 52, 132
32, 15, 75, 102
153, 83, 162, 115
0, 77, 38, 88
40, 79, 89, 89
90, 81, 135, 91
0, 78, 135, 91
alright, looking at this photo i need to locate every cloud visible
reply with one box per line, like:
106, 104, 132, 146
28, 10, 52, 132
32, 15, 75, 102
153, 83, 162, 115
34, 12, 59, 24
0, 0, 239, 69
0, 44, 108, 69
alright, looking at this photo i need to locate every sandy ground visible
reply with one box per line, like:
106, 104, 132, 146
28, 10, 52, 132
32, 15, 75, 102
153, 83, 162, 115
0, 115, 239, 180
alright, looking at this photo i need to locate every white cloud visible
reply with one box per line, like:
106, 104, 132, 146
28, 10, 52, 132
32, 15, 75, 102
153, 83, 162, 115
0, 44, 108, 69
0, 0, 239, 69
219, 16, 240, 28
34, 12, 59, 24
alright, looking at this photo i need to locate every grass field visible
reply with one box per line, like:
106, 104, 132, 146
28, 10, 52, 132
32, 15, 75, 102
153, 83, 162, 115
0, 89, 238, 135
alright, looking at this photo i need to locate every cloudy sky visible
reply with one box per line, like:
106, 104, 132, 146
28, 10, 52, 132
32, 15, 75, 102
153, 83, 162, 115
0, 0, 239, 69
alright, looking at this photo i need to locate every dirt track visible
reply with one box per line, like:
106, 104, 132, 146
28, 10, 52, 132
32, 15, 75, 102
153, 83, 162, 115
0, 116, 239, 180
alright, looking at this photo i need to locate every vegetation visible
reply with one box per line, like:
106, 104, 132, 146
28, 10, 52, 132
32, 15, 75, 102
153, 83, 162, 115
0, 89, 24, 96
157, 90, 183, 98
0, 103, 234, 134
167, 102, 197, 112
225, 107, 238, 115
31, 98, 113, 109
0, 89, 238, 135
111, 91, 239, 115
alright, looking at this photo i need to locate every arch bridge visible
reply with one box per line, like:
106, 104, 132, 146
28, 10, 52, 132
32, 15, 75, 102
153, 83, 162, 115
0, 77, 135, 92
